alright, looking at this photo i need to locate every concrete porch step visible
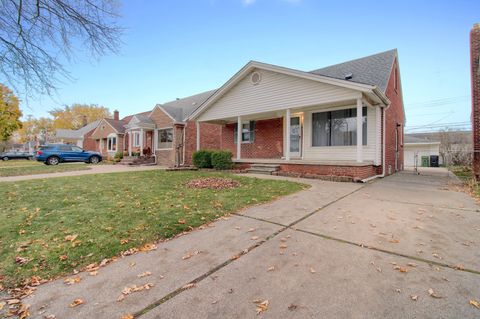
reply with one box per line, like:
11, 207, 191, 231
246, 164, 280, 175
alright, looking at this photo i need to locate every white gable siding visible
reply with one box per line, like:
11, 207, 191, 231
198, 69, 361, 122
302, 106, 377, 162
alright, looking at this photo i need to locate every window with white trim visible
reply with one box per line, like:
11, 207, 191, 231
107, 134, 117, 151
132, 131, 140, 147
234, 121, 256, 143
157, 128, 173, 149
312, 107, 367, 147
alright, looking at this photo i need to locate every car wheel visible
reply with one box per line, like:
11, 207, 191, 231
89, 156, 100, 164
47, 156, 60, 165
2, 156, 8, 161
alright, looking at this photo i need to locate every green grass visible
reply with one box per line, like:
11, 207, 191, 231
0, 170, 306, 287
0, 160, 42, 168
449, 165, 472, 182
0, 163, 91, 177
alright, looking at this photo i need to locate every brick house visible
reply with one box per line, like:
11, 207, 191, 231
189, 49, 405, 181
471, 23, 480, 179
89, 92, 221, 166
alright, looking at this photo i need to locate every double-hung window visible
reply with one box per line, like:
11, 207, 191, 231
234, 121, 256, 143
312, 107, 367, 147
132, 132, 140, 147
157, 128, 173, 149
107, 134, 117, 151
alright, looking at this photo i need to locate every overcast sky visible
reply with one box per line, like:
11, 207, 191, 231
15, 0, 480, 132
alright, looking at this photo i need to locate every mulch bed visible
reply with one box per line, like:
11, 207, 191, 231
186, 177, 240, 190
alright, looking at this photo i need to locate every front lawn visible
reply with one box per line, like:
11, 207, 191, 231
0, 171, 306, 288
0, 160, 42, 168
0, 163, 91, 177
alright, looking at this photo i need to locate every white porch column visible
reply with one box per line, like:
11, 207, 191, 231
285, 108, 291, 161
140, 128, 144, 156
237, 116, 242, 160
196, 121, 200, 151
356, 98, 363, 163
128, 131, 132, 156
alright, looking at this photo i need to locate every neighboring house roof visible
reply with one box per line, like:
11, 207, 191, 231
310, 49, 397, 93
104, 118, 126, 133
133, 114, 155, 125
157, 90, 217, 122
121, 111, 151, 125
55, 120, 101, 139
405, 131, 472, 145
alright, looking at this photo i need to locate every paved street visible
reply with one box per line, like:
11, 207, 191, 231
24, 169, 480, 318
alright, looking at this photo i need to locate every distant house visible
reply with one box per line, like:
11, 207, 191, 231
54, 120, 101, 149
404, 135, 441, 167
190, 49, 405, 181
89, 94, 221, 166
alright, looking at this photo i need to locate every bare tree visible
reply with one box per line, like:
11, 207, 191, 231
439, 129, 472, 166
0, 0, 122, 97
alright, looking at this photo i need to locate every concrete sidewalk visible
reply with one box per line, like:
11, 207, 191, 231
0, 164, 165, 182
24, 172, 480, 318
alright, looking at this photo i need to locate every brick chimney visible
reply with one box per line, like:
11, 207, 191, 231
113, 110, 119, 121
471, 23, 480, 178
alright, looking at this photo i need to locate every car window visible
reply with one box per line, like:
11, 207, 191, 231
71, 146, 83, 152
59, 145, 72, 151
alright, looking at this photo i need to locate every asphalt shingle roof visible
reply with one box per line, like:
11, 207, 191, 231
55, 120, 101, 139
159, 90, 217, 122
310, 49, 397, 93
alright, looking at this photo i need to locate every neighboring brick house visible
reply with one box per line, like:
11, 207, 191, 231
189, 49, 405, 181
54, 120, 101, 149
89, 93, 221, 166
471, 23, 480, 179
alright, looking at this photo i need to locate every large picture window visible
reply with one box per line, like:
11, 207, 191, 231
234, 121, 256, 143
157, 128, 173, 149
312, 107, 367, 147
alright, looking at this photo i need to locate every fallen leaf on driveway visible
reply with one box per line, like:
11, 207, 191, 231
69, 299, 84, 307
253, 299, 269, 314
64, 276, 81, 285
428, 288, 442, 298
407, 262, 417, 267
454, 264, 465, 270
121, 314, 134, 319
432, 253, 440, 259
183, 283, 195, 290
138, 271, 152, 278
7, 299, 20, 305
388, 239, 400, 244
0, 301, 5, 310
267, 266, 275, 272
470, 299, 480, 309
393, 265, 408, 273
119, 283, 154, 301
247, 228, 256, 232
89, 271, 98, 276
279, 244, 287, 249
309, 267, 316, 274
251, 236, 259, 240
139, 243, 157, 252
411, 295, 418, 301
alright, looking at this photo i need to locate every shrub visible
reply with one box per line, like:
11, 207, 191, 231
114, 152, 123, 162
211, 150, 233, 170
193, 150, 213, 168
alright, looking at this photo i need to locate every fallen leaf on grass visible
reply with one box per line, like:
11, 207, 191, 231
7, 299, 20, 305
64, 276, 81, 285
253, 299, 269, 314
178, 219, 186, 224
64, 234, 78, 242
59, 255, 68, 261
470, 299, 480, 309
428, 288, 442, 298
69, 299, 84, 307
138, 271, 152, 278
15, 256, 29, 265
0, 301, 5, 310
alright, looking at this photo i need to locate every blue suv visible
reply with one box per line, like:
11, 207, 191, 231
36, 144, 102, 165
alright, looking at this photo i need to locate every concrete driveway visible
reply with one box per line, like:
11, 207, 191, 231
23, 170, 480, 318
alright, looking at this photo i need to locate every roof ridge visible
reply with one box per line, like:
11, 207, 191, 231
310, 49, 397, 73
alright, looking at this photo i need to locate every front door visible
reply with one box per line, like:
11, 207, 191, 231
290, 115, 302, 158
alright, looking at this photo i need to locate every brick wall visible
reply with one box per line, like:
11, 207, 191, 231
383, 57, 405, 175
184, 121, 222, 165
82, 128, 96, 152
221, 118, 284, 159
471, 23, 480, 178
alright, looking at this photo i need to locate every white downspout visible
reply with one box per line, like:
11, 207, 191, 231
361, 106, 386, 183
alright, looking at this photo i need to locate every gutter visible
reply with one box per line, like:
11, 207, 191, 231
361, 106, 386, 183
